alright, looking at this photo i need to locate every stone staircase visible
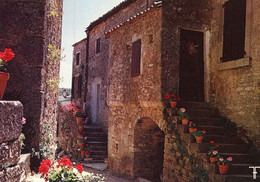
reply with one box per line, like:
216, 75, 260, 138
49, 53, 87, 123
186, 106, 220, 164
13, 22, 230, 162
84, 125, 108, 163
177, 101, 259, 182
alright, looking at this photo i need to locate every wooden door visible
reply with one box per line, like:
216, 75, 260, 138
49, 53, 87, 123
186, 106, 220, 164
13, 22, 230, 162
179, 29, 204, 102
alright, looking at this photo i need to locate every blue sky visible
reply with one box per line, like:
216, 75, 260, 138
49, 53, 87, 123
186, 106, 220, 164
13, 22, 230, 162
60, 0, 124, 88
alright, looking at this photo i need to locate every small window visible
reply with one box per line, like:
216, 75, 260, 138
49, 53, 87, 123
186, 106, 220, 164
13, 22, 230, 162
222, 0, 246, 62
78, 75, 82, 98
76, 52, 80, 65
131, 39, 141, 77
96, 38, 101, 54
72, 76, 75, 99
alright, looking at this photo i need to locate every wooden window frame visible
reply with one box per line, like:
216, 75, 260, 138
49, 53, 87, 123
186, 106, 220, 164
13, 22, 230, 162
96, 37, 101, 54
131, 39, 142, 77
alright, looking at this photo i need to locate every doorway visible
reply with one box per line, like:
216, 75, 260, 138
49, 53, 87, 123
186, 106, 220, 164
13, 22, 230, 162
92, 83, 101, 124
179, 29, 204, 102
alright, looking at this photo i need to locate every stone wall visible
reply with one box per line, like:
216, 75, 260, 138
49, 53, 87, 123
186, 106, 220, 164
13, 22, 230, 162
208, 0, 260, 148
0, 0, 63, 159
86, 0, 157, 131
72, 38, 87, 106
107, 5, 164, 179
0, 101, 27, 181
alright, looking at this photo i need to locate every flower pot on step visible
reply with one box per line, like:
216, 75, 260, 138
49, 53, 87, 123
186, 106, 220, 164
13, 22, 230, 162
81, 150, 85, 157
189, 128, 194, 133
170, 101, 177, 108
209, 157, 216, 163
218, 165, 229, 175
76, 117, 83, 125
78, 126, 84, 132
0, 72, 10, 100
85, 153, 90, 159
195, 136, 203, 143
182, 118, 189, 125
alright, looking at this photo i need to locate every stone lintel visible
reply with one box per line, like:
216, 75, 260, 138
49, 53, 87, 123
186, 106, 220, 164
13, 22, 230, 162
217, 57, 251, 71
107, 101, 165, 108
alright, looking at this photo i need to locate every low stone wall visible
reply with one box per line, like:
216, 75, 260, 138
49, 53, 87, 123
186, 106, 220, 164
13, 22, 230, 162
0, 101, 30, 181
57, 111, 79, 157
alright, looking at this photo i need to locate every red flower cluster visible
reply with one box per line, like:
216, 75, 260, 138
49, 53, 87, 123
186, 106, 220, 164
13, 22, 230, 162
202, 130, 206, 134
57, 157, 72, 168
39, 159, 52, 174
165, 94, 181, 102
0, 48, 15, 62
75, 164, 84, 173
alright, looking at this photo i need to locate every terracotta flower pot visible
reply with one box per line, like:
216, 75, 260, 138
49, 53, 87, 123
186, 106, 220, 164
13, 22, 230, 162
81, 150, 85, 156
170, 101, 177, 108
209, 157, 216, 164
189, 128, 194, 133
195, 136, 203, 143
78, 142, 83, 148
0, 72, 10, 100
76, 117, 83, 125
85, 153, 90, 159
182, 118, 189, 125
218, 165, 229, 175
78, 126, 84, 132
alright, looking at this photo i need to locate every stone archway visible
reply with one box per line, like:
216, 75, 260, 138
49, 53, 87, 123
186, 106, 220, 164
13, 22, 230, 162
133, 118, 165, 182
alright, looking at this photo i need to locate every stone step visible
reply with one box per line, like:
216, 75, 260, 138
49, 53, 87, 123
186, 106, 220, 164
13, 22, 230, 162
215, 164, 253, 175
85, 159, 105, 163
91, 150, 107, 155
88, 141, 107, 147
219, 153, 252, 164
91, 154, 107, 160
178, 102, 210, 109
224, 174, 259, 182
85, 132, 107, 137
91, 145, 107, 151
86, 136, 107, 142
191, 143, 249, 154
201, 134, 242, 144
188, 109, 219, 118
84, 125, 104, 132
191, 117, 223, 126
195, 125, 228, 135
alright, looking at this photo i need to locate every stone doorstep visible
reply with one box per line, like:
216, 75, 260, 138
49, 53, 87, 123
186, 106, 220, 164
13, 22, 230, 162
0, 153, 30, 182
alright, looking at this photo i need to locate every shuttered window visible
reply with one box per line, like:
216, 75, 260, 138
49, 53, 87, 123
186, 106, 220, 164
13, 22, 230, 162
72, 76, 75, 99
78, 75, 82, 98
76, 53, 80, 65
222, 0, 246, 62
96, 38, 101, 54
131, 39, 141, 77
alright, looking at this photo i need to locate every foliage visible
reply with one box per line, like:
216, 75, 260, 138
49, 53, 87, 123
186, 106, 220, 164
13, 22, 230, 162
18, 133, 25, 152
75, 109, 86, 118
208, 141, 220, 157
217, 156, 232, 166
165, 94, 181, 102
0, 48, 15, 72
178, 108, 189, 119
191, 165, 209, 182
188, 121, 196, 128
48, 1, 63, 18
192, 128, 206, 137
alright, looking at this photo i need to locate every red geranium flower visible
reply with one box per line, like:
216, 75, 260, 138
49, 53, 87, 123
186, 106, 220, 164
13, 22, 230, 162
57, 157, 72, 168
193, 128, 198, 131
202, 130, 206, 134
170, 94, 175, 97
39, 164, 50, 174
0, 48, 15, 62
165, 95, 170, 99
215, 144, 219, 148
210, 141, 214, 144
76, 164, 84, 173
41, 159, 52, 167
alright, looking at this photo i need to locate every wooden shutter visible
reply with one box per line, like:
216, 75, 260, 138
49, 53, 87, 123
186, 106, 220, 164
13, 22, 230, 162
72, 77, 75, 99
76, 53, 80, 65
78, 75, 82, 98
222, 0, 246, 61
96, 38, 101, 53
131, 39, 141, 77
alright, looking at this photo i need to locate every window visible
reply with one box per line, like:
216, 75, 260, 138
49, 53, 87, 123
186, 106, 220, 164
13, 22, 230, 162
76, 52, 80, 65
78, 75, 82, 98
222, 0, 246, 62
96, 38, 101, 53
72, 77, 75, 99
131, 39, 141, 77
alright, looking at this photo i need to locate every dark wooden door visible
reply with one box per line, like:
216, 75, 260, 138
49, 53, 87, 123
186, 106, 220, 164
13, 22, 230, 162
180, 29, 204, 102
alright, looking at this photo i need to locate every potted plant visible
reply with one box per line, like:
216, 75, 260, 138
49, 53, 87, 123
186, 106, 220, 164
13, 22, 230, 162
84, 144, 93, 159
165, 94, 180, 108
74, 109, 86, 124
78, 120, 84, 133
217, 156, 232, 175
192, 128, 206, 143
77, 135, 86, 148
208, 141, 220, 163
0, 48, 15, 100
188, 121, 196, 133
178, 108, 189, 125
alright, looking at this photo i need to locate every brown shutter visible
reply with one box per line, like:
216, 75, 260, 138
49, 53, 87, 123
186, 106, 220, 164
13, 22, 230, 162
78, 75, 82, 98
72, 77, 75, 99
76, 53, 80, 65
96, 38, 101, 53
222, 0, 246, 61
131, 39, 141, 77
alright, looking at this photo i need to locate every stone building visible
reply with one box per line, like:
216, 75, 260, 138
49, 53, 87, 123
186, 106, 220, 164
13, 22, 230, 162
73, 0, 259, 181
71, 38, 88, 106
0, 0, 63, 163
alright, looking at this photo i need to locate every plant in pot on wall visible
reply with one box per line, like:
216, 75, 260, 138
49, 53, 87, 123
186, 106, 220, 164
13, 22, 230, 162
78, 120, 84, 133
165, 94, 180, 108
74, 109, 86, 124
178, 108, 189, 125
217, 156, 232, 175
77, 134, 85, 149
188, 121, 196, 133
0, 48, 15, 100
84, 144, 93, 159
192, 128, 206, 143
208, 141, 220, 163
